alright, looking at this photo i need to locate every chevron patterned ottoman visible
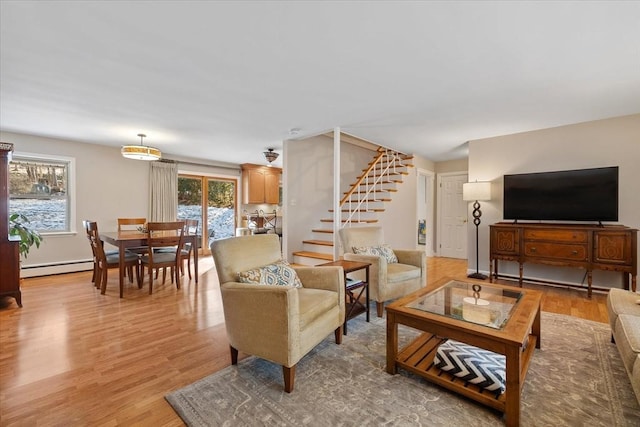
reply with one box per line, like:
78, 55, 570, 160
433, 339, 506, 396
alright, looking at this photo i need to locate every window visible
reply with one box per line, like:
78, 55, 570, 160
9, 153, 75, 233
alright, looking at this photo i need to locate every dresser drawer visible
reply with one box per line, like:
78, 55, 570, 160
524, 242, 588, 261
524, 229, 588, 243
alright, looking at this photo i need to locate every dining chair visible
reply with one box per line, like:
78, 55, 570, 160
85, 221, 141, 298
117, 217, 149, 255
83, 219, 120, 285
153, 218, 199, 281
139, 221, 185, 294
179, 219, 199, 280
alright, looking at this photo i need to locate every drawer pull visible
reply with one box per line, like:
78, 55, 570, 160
572, 250, 578, 255
530, 247, 536, 252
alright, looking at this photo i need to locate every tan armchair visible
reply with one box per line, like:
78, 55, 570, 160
339, 226, 426, 317
211, 234, 345, 393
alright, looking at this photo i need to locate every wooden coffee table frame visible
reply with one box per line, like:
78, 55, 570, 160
386, 278, 542, 427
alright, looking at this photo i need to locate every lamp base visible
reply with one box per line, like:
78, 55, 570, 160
467, 272, 488, 280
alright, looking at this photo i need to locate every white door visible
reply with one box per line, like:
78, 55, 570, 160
438, 173, 468, 259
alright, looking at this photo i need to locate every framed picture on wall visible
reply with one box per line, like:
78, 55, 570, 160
418, 219, 426, 245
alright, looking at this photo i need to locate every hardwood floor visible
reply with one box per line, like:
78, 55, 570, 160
0, 255, 609, 426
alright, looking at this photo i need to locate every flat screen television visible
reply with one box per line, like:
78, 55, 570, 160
503, 166, 619, 222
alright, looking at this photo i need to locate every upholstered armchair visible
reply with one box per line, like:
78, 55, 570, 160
211, 234, 345, 393
339, 226, 426, 317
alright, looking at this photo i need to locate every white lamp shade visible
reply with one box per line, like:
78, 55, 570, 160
463, 181, 491, 201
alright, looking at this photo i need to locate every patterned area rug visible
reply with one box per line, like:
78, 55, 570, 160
166, 312, 640, 426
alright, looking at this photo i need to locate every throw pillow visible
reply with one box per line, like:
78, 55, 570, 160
237, 260, 303, 288
352, 244, 398, 263
434, 339, 506, 396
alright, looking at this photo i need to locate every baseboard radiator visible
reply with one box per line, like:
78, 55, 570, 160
20, 259, 93, 278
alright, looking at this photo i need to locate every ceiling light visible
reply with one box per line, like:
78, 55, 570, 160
263, 148, 279, 166
121, 133, 161, 161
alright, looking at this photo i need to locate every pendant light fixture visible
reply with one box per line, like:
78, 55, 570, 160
263, 148, 279, 166
121, 133, 161, 161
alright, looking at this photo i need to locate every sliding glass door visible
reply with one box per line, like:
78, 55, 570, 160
178, 175, 237, 254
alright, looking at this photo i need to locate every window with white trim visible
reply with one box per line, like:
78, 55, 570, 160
9, 153, 74, 233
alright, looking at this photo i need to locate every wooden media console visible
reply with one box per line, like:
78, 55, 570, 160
489, 222, 637, 297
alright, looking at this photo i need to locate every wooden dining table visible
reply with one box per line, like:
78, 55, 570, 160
100, 230, 200, 293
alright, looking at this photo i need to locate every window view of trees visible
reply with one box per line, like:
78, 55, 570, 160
178, 177, 202, 206
177, 176, 236, 246
9, 156, 71, 232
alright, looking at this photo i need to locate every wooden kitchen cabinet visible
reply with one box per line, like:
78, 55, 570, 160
241, 163, 281, 204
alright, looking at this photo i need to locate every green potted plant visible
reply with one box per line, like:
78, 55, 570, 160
9, 213, 43, 258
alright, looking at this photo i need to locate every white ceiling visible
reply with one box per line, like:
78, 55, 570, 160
2, 1, 639, 168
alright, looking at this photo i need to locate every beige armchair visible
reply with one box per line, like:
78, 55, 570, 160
211, 234, 345, 393
339, 226, 426, 317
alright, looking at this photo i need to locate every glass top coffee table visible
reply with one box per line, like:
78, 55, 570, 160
386, 278, 542, 427
405, 280, 524, 329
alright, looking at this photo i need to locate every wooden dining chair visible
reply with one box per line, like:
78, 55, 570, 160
83, 219, 120, 285
117, 217, 149, 255
152, 219, 198, 281
139, 221, 185, 294
85, 221, 141, 298
179, 219, 199, 280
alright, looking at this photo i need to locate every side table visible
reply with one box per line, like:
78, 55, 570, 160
318, 260, 370, 335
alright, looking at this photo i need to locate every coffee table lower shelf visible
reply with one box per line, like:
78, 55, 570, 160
395, 332, 538, 413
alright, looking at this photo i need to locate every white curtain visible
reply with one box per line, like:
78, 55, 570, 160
149, 161, 178, 221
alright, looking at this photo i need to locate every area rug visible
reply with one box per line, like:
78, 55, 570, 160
166, 312, 640, 426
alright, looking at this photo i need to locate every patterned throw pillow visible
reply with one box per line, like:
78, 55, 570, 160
237, 260, 303, 288
433, 339, 506, 396
352, 244, 398, 263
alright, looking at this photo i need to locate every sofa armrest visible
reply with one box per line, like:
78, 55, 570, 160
394, 249, 426, 276
295, 266, 344, 294
220, 282, 299, 365
296, 266, 345, 324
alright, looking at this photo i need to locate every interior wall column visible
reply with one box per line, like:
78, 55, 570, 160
333, 127, 340, 260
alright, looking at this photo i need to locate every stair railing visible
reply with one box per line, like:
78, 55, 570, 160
340, 148, 402, 227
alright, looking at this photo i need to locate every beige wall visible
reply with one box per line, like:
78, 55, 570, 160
467, 114, 640, 289
2, 131, 149, 276
1, 131, 242, 277
435, 158, 468, 174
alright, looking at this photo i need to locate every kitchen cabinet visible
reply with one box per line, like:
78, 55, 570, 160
241, 163, 281, 204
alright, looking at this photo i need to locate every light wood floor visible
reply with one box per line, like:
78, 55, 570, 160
0, 256, 609, 426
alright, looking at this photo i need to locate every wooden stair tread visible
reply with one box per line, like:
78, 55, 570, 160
345, 198, 391, 203
311, 228, 334, 234
352, 179, 403, 185
367, 161, 412, 168
346, 189, 397, 194
320, 218, 378, 223
292, 251, 334, 261
362, 170, 409, 176
302, 239, 333, 246
328, 208, 384, 213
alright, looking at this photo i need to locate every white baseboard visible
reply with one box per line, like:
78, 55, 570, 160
20, 260, 93, 278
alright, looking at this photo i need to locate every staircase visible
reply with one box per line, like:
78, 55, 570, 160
292, 147, 414, 265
